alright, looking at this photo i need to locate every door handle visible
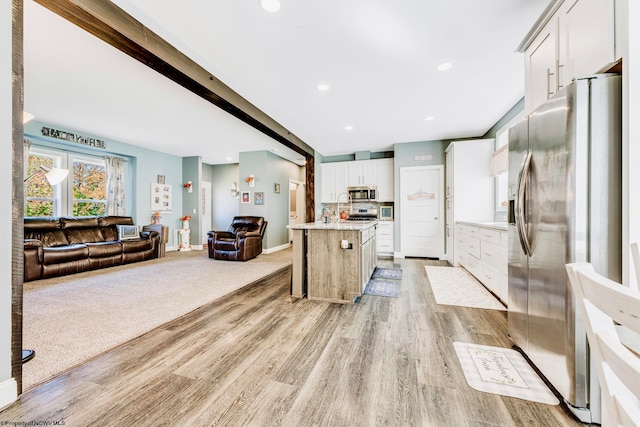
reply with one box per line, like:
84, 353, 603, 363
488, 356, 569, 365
515, 151, 532, 256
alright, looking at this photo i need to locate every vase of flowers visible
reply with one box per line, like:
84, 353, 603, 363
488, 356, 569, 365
181, 215, 192, 229
151, 211, 161, 224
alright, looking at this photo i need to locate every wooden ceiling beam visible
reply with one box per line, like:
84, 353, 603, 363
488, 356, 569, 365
33, 0, 314, 159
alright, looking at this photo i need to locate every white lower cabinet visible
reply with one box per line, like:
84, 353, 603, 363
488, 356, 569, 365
456, 222, 508, 305
376, 221, 394, 255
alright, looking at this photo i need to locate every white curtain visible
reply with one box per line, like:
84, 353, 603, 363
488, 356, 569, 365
105, 155, 126, 216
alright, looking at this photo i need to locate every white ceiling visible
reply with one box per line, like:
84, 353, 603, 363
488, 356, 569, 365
23, 0, 550, 166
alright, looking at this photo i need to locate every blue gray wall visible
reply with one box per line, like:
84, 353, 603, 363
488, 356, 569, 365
239, 150, 303, 249
207, 163, 240, 231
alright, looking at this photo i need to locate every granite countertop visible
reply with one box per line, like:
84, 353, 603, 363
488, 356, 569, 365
288, 220, 378, 231
457, 221, 508, 231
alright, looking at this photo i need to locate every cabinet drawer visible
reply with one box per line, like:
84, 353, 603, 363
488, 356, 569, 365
455, 223, 466, 235
480, 263, 507, 304
465, 253, 481, 278
479, 228, 501, 245
464, 236, 481, 260
377, 228, 393, 238
378, 222, 394, 230
480, 241, 507, 275
377, 241, 393, 252
465, 225, 480, 237
500, 231, 508, 248
456, 251, 466, 267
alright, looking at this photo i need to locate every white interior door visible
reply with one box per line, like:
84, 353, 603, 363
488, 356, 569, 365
201, 181, 212, 244
400, 165, 444, 258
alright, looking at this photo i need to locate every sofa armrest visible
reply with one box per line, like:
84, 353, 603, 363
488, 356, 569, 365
212, 231, 234, 239
236, 230, 261, 239
140, 230, 159, 240
24, 239, 43, 250
24, 239, 44, 281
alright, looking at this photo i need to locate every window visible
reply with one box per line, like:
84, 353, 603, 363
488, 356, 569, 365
25, 151, 62, 217
25, 147, 106, 217
72, 156, 106, 216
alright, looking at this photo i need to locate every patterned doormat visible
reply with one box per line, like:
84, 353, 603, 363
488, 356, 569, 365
364, 279, 400, 297
371, 267, 403, 280
454, 342, 559, 405
424, 266, 505, 310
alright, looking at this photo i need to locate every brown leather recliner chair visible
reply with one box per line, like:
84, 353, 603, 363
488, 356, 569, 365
207, 216, 267, 261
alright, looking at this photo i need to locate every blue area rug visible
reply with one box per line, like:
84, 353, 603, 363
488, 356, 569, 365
364, 279, 400, 298
371, 267, 403, 280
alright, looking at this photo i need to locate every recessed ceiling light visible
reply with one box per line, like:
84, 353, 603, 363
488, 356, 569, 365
225, 157, 233, 161
260, 0, 281, 13
345, 125, 354, 131
436, 62, 453, 71
424, 116, 435, 121
317, 83, 330, 91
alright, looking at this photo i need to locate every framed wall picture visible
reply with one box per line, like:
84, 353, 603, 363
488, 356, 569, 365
241, 191, 250, 204
274, 183, 280, 193
157, 174, 165, 184
255, 192, 264, 205
151, 183, 172, 212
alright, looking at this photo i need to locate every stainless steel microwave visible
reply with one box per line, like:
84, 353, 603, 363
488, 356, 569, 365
348, 186, 377, 202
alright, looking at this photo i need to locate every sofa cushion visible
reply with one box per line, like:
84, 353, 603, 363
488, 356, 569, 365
100, 216, 135, 241
42, 244, 89, 265
62, 217, 105, 244
24, 217, 69, 247
121, 239, 152, 253
213, 237, 237, 252
86, 241, 123, 258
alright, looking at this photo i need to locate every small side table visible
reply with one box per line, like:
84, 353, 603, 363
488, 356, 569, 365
177, 228, 191, 251
143, 224, 168, 257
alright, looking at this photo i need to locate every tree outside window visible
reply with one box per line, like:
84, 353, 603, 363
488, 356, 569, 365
25, 148, 107, 217
25, 153, 57, 217
73, 159, 106, 216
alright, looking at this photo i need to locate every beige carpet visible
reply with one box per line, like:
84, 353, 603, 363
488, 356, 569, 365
23, 248, 292, 390
424, 265, 506, 310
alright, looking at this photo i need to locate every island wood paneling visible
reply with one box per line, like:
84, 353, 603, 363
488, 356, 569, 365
307, 229, 361, 303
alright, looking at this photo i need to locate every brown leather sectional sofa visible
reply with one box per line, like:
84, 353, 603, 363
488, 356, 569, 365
24, 216, 160, 282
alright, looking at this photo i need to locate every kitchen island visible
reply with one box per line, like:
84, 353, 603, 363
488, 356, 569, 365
288, 220, 378, 304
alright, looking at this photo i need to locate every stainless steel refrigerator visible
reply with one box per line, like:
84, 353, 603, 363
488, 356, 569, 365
508, 74, 621, 423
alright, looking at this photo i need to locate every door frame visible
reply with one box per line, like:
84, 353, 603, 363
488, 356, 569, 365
399, 165, 445, 259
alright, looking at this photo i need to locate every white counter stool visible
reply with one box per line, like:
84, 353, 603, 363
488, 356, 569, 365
566, 262, 640, 427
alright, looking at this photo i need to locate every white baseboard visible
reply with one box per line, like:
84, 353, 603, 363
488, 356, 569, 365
394, 252, 404, 258
166, 245, 203, 252
264, 243, 291, 254
0, 378, 17, 411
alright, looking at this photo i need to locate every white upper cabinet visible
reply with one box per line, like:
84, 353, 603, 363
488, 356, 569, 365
320, 163, 348, 203
522, 0, 616, 114
376, 158, 394, 202
348, 160, 378, 186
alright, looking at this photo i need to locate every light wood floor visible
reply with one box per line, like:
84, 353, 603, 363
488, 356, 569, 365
2, 257, 589, 426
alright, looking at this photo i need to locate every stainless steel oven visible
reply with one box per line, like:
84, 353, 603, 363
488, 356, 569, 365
347, 186, 377, 202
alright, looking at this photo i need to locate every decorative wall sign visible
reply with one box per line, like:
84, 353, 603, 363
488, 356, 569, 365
151, 183, 172, 213
41, 126, 107, 149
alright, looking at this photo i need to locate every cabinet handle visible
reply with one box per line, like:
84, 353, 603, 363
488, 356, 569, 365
556, 60, 564, 92
546, 67, 555, 98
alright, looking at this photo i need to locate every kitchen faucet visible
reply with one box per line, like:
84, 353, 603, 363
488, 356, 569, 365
336, 192, 352, 221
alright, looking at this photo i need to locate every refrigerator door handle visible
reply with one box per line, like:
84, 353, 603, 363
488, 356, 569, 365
516, 151, 533, 256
